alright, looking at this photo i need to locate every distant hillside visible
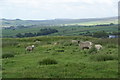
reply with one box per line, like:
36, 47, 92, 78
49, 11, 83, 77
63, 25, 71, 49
1, 17, 118, 27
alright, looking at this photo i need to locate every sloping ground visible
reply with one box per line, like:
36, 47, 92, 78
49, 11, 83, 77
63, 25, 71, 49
2, 36, 118, 78
66, 18, 118, 26
1, 17, 117, 27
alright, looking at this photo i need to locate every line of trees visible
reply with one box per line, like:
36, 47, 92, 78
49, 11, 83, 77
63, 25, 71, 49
92, 31, 108, 38
16, 28, 58, 38
81, 31, 119, 38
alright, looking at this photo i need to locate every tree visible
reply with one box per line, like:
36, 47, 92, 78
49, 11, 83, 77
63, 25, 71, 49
16, 33, 24, 38
24, 33, 35, 37
37, 28, 58, 36
92, 31, 108, 38
110, 23, 114, 26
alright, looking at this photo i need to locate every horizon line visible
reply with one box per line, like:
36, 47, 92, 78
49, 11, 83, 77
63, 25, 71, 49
1, 16, 118, 21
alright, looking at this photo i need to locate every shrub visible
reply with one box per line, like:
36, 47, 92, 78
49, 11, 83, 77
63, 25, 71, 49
2, 53, 15, 58
92, 31, 108, 38
38, 58, 58, 65
47, 42, 51, 44
90, 54, 118, 61
63, 41, 72, 46
56, 50, 64, 52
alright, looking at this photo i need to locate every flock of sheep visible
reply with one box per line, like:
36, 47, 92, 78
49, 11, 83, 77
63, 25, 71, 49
71, 40, 102, 51
26, 40, 102, 52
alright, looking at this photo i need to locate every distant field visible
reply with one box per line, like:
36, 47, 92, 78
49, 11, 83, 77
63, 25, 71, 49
1, 17, 118, 37
2, 36, 118, 78
2, 25, 118, 37
65, 19, 118, 26
1, 17, 117, 27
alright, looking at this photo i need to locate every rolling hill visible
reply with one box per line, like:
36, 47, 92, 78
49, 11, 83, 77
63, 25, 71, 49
1, 16, 118, 38
1, 17, 118, 27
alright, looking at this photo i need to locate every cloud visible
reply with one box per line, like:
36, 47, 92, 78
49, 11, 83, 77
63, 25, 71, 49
0, 0, 119, 19
1, 0, 118, 7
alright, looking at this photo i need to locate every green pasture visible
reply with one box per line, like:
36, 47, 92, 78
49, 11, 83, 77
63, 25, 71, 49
2, 36, 118, 78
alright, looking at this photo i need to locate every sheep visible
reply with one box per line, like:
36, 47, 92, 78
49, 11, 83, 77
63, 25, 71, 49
71, 40, 80, 44
95, 44, 102, 51
78, 41, 93, 50
54, 42, 59, 45
26, 45, 35, 52
34, 40, 41, 44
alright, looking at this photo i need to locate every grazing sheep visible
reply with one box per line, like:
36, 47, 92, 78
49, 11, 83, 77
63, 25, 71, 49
95, 44, 102, 51
35, 41, 41, 44
26, 45, 35, 52
78, 41, 93, 50
54, 42, 59, 45
71, 40, 80, 44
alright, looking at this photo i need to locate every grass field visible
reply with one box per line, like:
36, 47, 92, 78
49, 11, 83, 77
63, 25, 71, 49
2, 36, 118, 78
65, 19, 118, 26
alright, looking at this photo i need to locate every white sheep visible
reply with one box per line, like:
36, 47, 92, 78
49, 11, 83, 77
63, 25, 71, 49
54, 42, 59, 45
26, 45, 35, 52
78, 41, 93, 49
95, 44, 102, 51
71, 40, 80, 44
35, 41, 41, 44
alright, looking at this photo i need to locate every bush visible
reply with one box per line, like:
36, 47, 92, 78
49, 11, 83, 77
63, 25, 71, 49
90, 54, 118, 61
88, 47, 97, 54
47, 42, 51, 44
38, 58, 58, 65
2, 53, 15, 58
63, 42, 72, 46
56, 50, 64, 52
92, 31, 108, 38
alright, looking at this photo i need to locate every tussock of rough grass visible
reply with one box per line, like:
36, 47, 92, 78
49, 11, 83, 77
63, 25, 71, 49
38, 58, 58, 65
90, 54, 118, 61
2, 53, 15, 58
88, 47, 97, 54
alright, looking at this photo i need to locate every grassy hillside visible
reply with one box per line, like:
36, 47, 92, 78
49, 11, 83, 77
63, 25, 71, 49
66, 18, 118, 26
2, 36, 118, 78
1, 17, 117, 27
2, 17, 118, 38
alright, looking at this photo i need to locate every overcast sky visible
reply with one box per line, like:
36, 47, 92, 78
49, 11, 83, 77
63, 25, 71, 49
0, 0, 119, 20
